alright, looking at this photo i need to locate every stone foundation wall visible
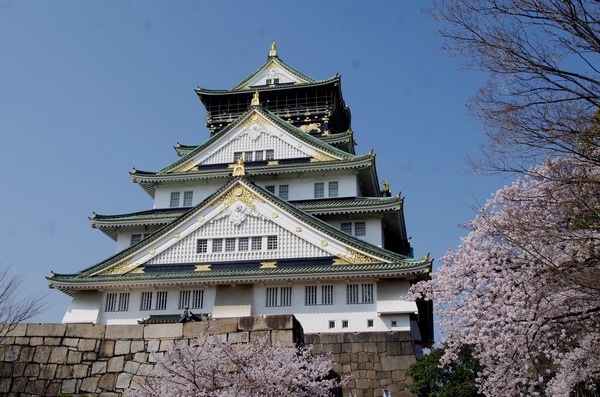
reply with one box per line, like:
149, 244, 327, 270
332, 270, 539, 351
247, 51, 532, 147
0, 319, 417, 397
0, 315, 300, 397
305, 332, 417, 397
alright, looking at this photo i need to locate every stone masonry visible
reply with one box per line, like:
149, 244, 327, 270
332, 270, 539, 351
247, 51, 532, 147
0, 317, 417, 397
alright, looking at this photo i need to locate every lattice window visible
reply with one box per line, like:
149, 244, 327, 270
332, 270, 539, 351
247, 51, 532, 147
355, 222, 366, 236
244, 151, 253, 162
266, 149, 275, 160
342, 320, 349, 328
322, 285, 334, 305
212, 239, 223, 252
305, 285, 317, 306
234, 151, 243, 162
178, 290, 190, 310
170, 192, 180, 208
328, 181, 339, 198
255, 151, 264, 161
252, 237, 262, 251
278, 185, 289, 200
314, 182, 324, 198
156, 291, 168, 310
265, 185, 275, 194
196, 239, 208, 253
183, 191, 194, 207
341, 222, 352, 235
238, 237, 249, 251
140, 291, 153, 311
130, 234, 142, 246
267, 235, 278, 250
225, 238, 236, 252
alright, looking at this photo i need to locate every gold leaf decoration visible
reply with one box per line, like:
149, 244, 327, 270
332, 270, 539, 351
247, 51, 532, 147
336, 248, 382, 265
211, 185, 264, 213
310, 152, 336, 162
260, 262, 277, 269
195, 264, 212, 272
102, 258, 134, 275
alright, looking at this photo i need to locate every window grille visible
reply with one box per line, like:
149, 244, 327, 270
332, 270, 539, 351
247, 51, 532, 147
170, 192, 180, 208
267, 235, 278, 250
278, 185, 289, 200
266, 287, 278, 307
105, 293, 117, 312
244, 151, 253, 162
321, 285, 334, 305
178, 290, 190, 310
347, 284, 359, 304
265, 185, 276, 194
118, 292, 130, 312
305, 286, 317, 306
328, 320, 335, 329
255, 151, 263, 161
354, 222, 366, 236
140, 291, 153, 311
266, 149, 275, 160
156, 291, 168, 310
183, 191, 193, 207
314, 182, 324, 198
362, 283, 374, 303
225, 238, 236, 252
342, 320, 349, 328
280, 286, 292, 306
238, 237, 249, 251
212, 239, 223, 252
192, 290, 204, 309
328, 181, 339, 197
341, 222, 352, 235
251, 237, 262, 251
234, 152, 243, 162
196, 239, 208, 253
130, 234, 142, 246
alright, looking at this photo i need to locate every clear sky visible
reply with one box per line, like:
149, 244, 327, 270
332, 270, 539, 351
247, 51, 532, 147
0, 1, 506, 325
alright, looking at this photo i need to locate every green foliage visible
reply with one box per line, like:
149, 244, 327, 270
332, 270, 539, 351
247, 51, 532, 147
407, 347, 483, 397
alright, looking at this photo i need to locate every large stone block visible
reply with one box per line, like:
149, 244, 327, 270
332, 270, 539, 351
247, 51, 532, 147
228, 331, 249, 344
66, 323, 106, 339
107, 356, 125, 372
92, 361, 107, 375
38, 363, 57, 379
33, 345, 52, 363
23, 363, 40, 377
116, 372, 133, 389
4, 345, 20, 362
124, 360, 140, 375
271, 329, 294, 346
183, 321, 210, 337
130, 340, 145, 353
73, 363, 89, 378
105, 324, 143, 339
67, 350, 83, 364
2, 323, 27, 337
56, 364, 74, 379
80, 376, 100, 393
143, 323, 183, 339
19, 346, 35, 361
61, 378, 77, 394
115, 340, 131, 355
99, 340, 115, 358
78, 338, 98, 352
11, 377, 27, 393
48, 346, 69, 364
98, 373, 117, 391
26, 323, 66, 337
25, 379, 51, 395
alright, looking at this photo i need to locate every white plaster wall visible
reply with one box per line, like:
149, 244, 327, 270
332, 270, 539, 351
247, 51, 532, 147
154, 180, 225, 209
115, 226, 163, 253
253, 172, 358, 201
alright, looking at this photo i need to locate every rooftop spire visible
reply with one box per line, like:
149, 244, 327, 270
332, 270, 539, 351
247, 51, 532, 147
251, 91, 260, 106
269, 41, 277, 57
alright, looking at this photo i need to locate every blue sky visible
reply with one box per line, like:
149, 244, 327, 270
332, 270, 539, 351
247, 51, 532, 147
0, 1, 505, 325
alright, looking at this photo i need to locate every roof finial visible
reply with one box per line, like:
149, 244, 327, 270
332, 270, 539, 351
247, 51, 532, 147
269, 41, 277, 57
251, 91, 260, 106
233, 156, 245, 176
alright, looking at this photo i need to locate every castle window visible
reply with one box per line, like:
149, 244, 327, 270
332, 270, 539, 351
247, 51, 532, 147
192, 290, 204, 309
328, 181, 339, 197
251, 237, 262, 251
265, 78, 272, 85
105, 293, 117, 312
212, 239, 223, 252
367, 319, 374, 327
118, 292, 130, 311
278, 185, 289, 200
225, 238, 236, 252
255, 151, 264, 161
266, 149, 275, 160
234, 151, 243, 162
305, 285, 317, 306
328, 320, 335, 329
131, 234, 143, 246
244, 151, 253, 162
362, 283, 374, 303
178, 290, 190, 310
105, 292, 129, 312
346, 283, 374, 304
267, 235, 278, 250
155, 291, 168, 310
140, 291, 153, 311
273, 78, 280, 84
265, 185, 276, 194
183, 191, 194, 207
322, 285, 334, 305
354, 222, 366, 236
170, 192, 180, 208
314, 182, 324, 198
238, 237, 249, 251
391, 320, 398, 327
341, 222, 352, 235
266, 287, 278, 307
342, 320, 349, 328
196, 239, 208, 253
267, 286, 292, 307
280, 286, 292, 306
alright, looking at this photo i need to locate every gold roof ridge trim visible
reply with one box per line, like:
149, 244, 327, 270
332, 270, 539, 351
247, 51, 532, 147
211, 184, 265, 213
333, 248, 383, 266
102, 258, 135, 275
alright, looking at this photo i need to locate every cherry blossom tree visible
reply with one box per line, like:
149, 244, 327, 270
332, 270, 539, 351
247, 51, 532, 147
411, 158, 600, 396
125, 324, 345, 397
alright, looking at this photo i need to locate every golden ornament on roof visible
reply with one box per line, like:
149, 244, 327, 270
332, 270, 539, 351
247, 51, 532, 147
233, 156, 245, 176
269, 41, 277, 57
251, 91, 260, 106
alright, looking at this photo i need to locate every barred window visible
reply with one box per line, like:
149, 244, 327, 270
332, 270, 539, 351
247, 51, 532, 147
105, 293, 117, 312
196, 239, 208, 253
156, 291, 168, 310
266, 287, 278, 307
342, 320, 349, 328
347, 283, 374, 304
267, 235, 278, 250
225, 238, 236, 252
328, 181, 339, 197
354, 222, 366, 236
266, 149, 275, 160
362, 283, 374, 303
341, 222, 352, 235
278, 185, 289, 200
170, 192, 180, 208
265, 185, 276, 194
212, 239, 223, 252
255, 151, 263, 161
178, 290, 190, 310
238, 237, 249, 251
244, 151, 253, 162
280, 286, 292, 306
140, 291, 153, 311
314, 182, 324, 198
117, 292, 130, 312
192, 290, 204, 309
305, 285, 317, 306
251, 237, 262, 251
322, 285, 334, 305
234, 152, 243, 162
183, 191, 193, 207
347, 284, 359, 304
130, 234, 142, 246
